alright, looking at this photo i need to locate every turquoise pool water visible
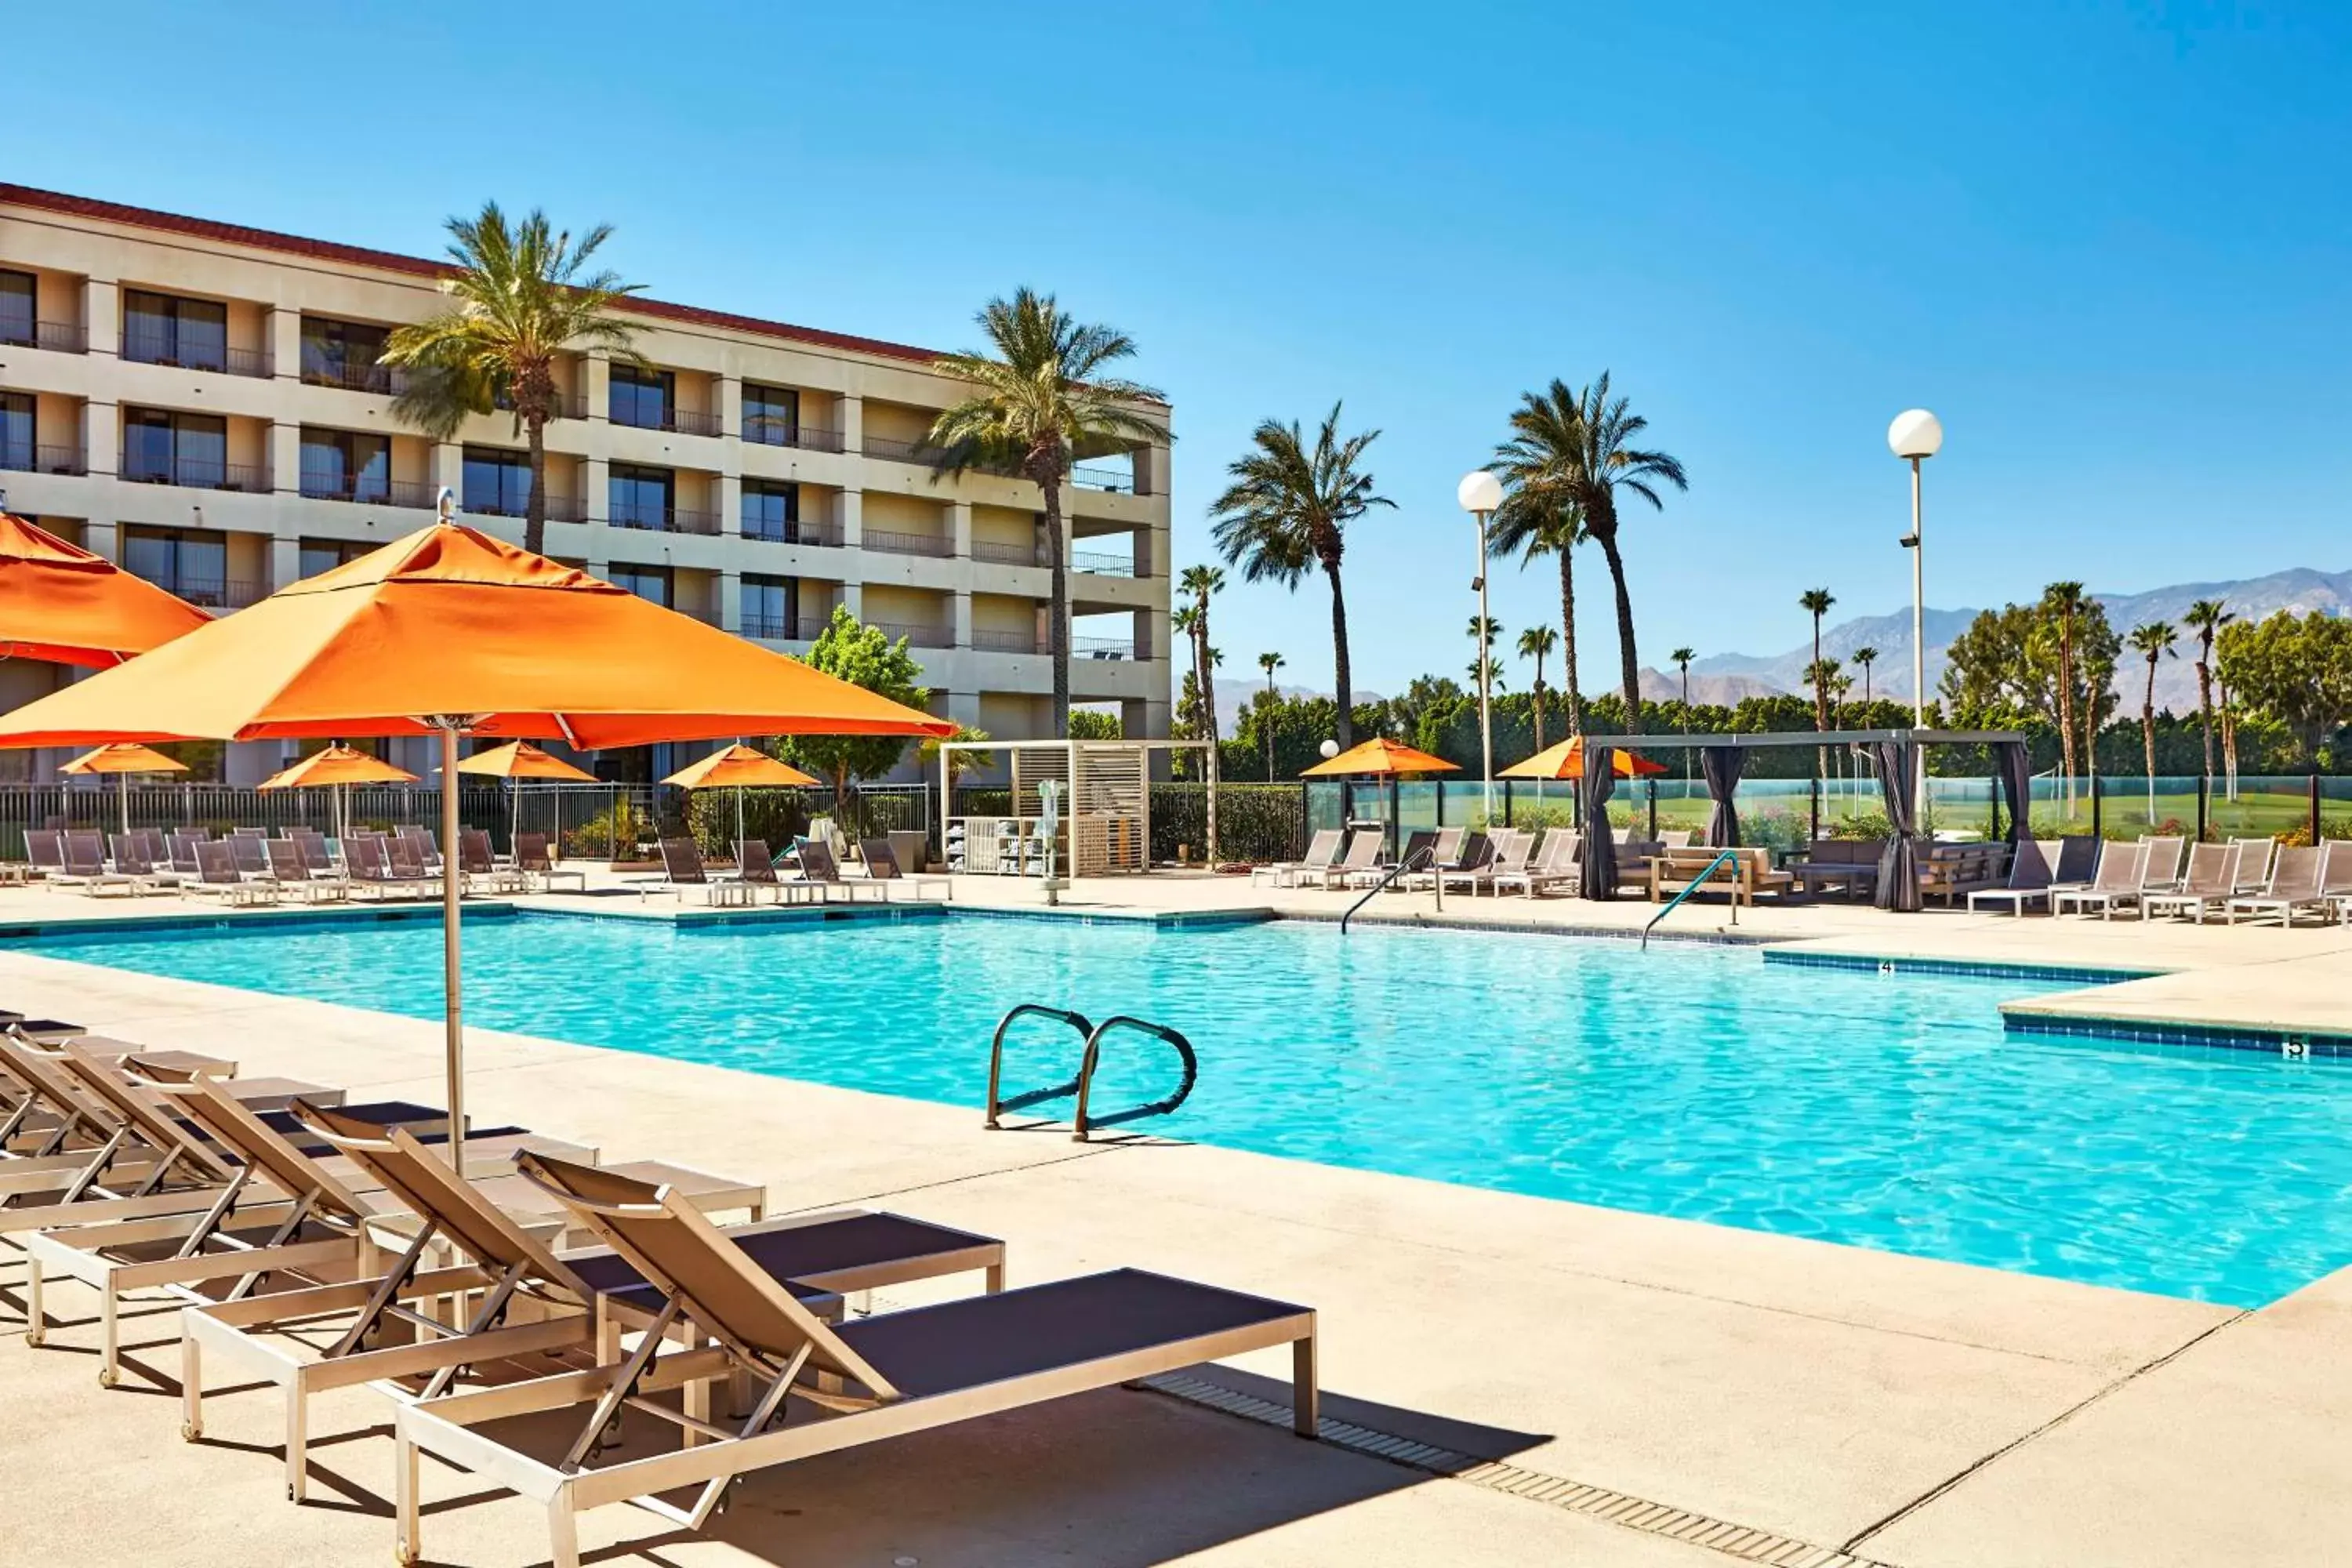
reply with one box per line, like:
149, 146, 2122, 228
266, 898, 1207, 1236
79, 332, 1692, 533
16, 912, 2350, 1306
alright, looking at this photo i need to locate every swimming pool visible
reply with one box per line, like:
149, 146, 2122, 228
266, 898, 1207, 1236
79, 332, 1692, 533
16, 910, 2350, 1306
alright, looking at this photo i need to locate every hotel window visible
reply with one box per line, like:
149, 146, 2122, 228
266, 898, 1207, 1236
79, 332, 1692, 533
122, 289, 228, 371
742, 383, 798, 446
741, 480, 800, 542
299, 317, 393, 391
741, 574, 798, 639
122, 525, 229, 604
122, 408, 228, 486
608, 364, 675, 430
0, 393, 31, 470
0, 270, 34, 348
298, 537, 374, 580
462, 447, 533, 517
609, 563, 672, 607
609, 463, 673, 529
299, 429, 390, 501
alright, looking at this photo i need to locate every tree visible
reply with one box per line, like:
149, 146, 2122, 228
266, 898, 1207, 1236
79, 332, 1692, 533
918, 724, 992, 790
1940, 590, 2121, 782
1067, 710, 1122, 739
1210, 404, 1392, 749
781, 608, 929, 819
1853, 645, 1879, 706
1518, 625, 1558, 752
928, 289, 1169, 738
1488, 375, 1686, 731
1467, 615, 1504, 693
2215, 611, 2352, 765
1172, 604, 1205, 735
2045, 582, 2089, 803
2183, 598, 2231, 786
1800, 590, 1837, 731
1178, 564, 1225, 755
2128, 621, 2176, 821
1257, 652, 1286, 779
1670, 644, 1697, 780
383, 202, 645, 557
1491, 406, 1588, 735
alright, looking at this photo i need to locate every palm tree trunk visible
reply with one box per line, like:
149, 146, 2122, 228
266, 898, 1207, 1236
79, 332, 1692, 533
524, 415, 549, 557
1593, 529, 1640, 734
1325, 560, 1354, 749
2194, 652, 2216, 783
2142, 663, 2158, 823
1531, 654, 1546, 754
2056, 633, 2077, 815
1557, 550, 1584, 735
1043, 477, 1069, 737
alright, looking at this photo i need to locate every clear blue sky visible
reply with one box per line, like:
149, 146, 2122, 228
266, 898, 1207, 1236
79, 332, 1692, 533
12, 1, 2347, 696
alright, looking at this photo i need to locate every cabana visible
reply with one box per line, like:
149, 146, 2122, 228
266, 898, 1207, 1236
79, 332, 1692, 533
937, 739, 1209, 880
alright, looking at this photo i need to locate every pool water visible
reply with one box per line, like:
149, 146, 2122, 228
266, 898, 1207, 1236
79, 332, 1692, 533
17, 912, 2350, 1307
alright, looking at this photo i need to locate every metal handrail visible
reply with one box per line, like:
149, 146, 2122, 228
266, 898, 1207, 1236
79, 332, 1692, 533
1339, 844, 1433, 935
983, 1004, 1094, 1127
1071, 1016, 1199, 1142
1640, 847, 1740, 949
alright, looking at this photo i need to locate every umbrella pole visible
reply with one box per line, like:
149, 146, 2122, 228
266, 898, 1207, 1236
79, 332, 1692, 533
438, 726, 466, 1171
736, 786, 745, 857
119, 773, 129, 839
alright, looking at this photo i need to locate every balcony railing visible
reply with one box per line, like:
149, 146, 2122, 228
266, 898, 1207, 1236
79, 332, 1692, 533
970, 629, 1040, 655
0, 320, 86, 354
1071, 550, 1138, 577
121, 332, 271, 379
672, 604, 724, 627
464, 492, 588, 524
862, 528, 955, 559
491, 390, 587, 419
742, 519, 844, 546
1072, 636, 1140, 660
740, 613, 833, 641
609, 403, 723, 437
0, 443, 86, 476
609, 499, 720, 535
162, 577, 267, 611
970, 539, 1042, 567
870, 620, 955, 649
860, 434, 953, 468
299, 471, 436, 508
122, 457, 269, 492
1071, 462, 1142, 494
744, 417, 844, 452
300, 360, 408, 396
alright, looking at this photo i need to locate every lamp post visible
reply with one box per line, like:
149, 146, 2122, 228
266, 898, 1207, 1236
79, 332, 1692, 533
1887, 412, 1942, 827
1457, 470, 1503, 822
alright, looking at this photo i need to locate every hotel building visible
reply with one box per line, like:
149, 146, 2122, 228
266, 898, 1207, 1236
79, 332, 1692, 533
0, 184, 1173, 783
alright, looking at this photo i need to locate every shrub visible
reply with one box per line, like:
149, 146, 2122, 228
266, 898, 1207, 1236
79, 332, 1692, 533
1826, 811, 1893, 842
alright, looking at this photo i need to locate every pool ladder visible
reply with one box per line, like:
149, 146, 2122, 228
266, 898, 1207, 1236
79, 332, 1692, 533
1640, 848, 1740, 950
984, 1003, 1200, 1142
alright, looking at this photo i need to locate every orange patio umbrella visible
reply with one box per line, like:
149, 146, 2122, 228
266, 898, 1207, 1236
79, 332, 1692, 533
59, 742, 188, 837
662, 743, 819, 853
0, 517, 953, 1167
1299, 737, 1460, 778
256, 743, 419, 845
456, 740, 600, 860
1500, 735, 1668, 781
0, 511, 211, 666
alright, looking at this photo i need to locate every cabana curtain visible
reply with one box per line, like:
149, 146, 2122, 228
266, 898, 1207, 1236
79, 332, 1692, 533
1580, 746, 1619, 900
1700, 746, 1744, 848
1874, 739, 1923, 912
1996, 740, 2032, 847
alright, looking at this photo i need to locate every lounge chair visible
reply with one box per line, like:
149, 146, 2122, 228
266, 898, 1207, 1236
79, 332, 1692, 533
2053, 840, 2152, 918
860, 837, 952, 900
2143, 841, 2243, 924
1966, 840, 2063, 916
1440, 829, 1531, 896
53, 831, 136, 897
1499, 829, 1581, 896
390, 1151, 1317, 1568
342, 837, 426, 902
515, 831, 587, 893
2318, 840, 2352, 924
652, 837, 753, 906
2230, 837, 2276, 892
180, 840, 278, 906
263, 837, 344, 902
396, 825, 442, 871
1308, 828, 1385, 891
459, 828, 526, 895
107, 832, 180, 894
2227, 844, 2331, 926
188, 1106, 1004, 1504
726, 839, 819, 906
793, 837, 887, 903
166, 829, 207, 877
24, 828, 67, 884
1250, 828, 1341, 887
1399, 826, 1465, 890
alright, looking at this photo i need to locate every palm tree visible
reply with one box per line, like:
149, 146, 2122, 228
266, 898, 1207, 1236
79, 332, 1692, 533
1257, 651, 1285, 780
1172, 604, 1206, 735
2129, 621, 2176, 824
1853, 645, 1879, 708
1467, 615, 1504, 693
1490, 426, 1587, 735
1178, 564, 1225, 749
1489, 376, 1686, 731
928, 289, 1170, 737
1800, 589, 1836, 731
1211, 405, 1391, 749
1518, 625, 1558, 752
2183, 598, 2231, 792
382, 202, 645, 557
2046, 582, 2088, 811
1670, 644, 1696, 781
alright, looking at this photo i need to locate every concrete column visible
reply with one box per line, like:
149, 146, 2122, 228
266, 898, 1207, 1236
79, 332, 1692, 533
718, 474, 742, 538
270, 422, 302, 495
719, 570, 742, 633
584, 458, 611, 522
948, 501, 972, 559
839, 489, 863, 551
717, 377, 742, 445
583, 356, 612, 425
1138, 441, 1171, 500
84, 278, 119, 360
270, 536, 303, 590
82, 401, 119, 479
841, 582, 864, 620
837, 394, 864, 454
953, 589, 973, 648
947, 690, 982, 728
269, 307, 303, 383
431, 442, 463, 506
81, 520, 119, 563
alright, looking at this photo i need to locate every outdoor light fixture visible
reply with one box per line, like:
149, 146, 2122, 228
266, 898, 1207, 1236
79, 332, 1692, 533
1457, 470, 1503, 819
1319, 739, 1340, 760
1887, 409, 1942, 822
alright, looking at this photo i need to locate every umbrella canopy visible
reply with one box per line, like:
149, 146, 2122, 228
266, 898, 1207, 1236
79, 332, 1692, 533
255, 743, 419, 791
661, 743, 818, 790
454, 739, 598, 782
0, 521, 958, 748
1300, 737, 1461, 777
0, 512, 211, 667
0, 521, 953, 1171
1500, 735, 1668, 781
58, 742, 189, 777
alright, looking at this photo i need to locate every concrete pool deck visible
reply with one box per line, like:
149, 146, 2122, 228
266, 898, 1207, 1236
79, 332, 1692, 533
0, 873, 2347, 1564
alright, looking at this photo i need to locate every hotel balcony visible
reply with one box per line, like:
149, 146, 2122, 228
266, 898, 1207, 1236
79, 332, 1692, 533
741, 612, 832, 641
871, 619, 956, 650
1071, 548, 1138, 579
609, 403, 723, 438
122, 456, 270, 493
862, 528, 956, 560
1, 320, 86, 354
0, 442, 86, 476
609, 499, 720, 535
743, 416, 845, 453
122, 331, 271, 379
299, 359, 408, 396
465, 492, 588, 524
298, 470, 437, 509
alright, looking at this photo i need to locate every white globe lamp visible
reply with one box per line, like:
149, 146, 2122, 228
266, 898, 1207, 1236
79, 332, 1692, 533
1887, 409, 1943, 461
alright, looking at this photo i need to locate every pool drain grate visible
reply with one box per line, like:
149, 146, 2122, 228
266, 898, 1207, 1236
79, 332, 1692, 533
1138, 1373, 1901, 1568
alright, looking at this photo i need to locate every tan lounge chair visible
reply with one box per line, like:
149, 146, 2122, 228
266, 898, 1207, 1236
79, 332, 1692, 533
515, 832, 587, 893
459, 828, 526, 895
391, 1151, 1316, 1568
859, 837, 952, 900
2052, 840, 2151, 917
792, 836, 888, 902
1251, 829, 1342, 887
1496, 829, 1579, 896
1966, 840, 2062, 916
2143, 841, 2243, 924
652, 837, 753, 906
183, 839, 279, 906
2226, 844, 2330, 926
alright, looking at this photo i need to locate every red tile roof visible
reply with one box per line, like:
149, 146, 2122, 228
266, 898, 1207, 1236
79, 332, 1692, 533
0, 183, 946, 365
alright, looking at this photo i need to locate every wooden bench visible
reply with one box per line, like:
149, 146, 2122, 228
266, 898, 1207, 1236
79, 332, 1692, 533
1647, 846, 1795, 906
1786, 838, 1887, 900
1918, 840, 2010, 906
